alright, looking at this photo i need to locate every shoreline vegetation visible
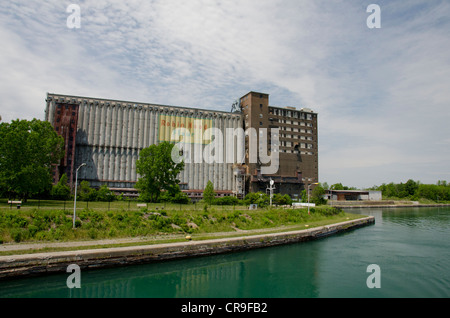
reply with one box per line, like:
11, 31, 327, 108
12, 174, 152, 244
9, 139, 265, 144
0, 199, 361, 254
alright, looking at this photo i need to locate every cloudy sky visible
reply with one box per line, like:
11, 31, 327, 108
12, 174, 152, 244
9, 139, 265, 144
0, 0, 449, 188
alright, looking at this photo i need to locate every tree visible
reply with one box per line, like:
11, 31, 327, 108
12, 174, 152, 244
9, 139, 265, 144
96, 184, 116, 202
404, 179, 418, 197
383, 182, 398, 197
159, 184, 190, 204
214, 196, 240, 206
330, 183, 356, 191
272, 193, 292, 205
311, 185, 327, 205
203, 180, 216, 205
244, 192, 269, 208
301, 185, 327, 205
437, 180, 447, 187
0, 119, 64, 200
78, 180, 97, 201
331, 183, 344, 190
51, 173, 71, 200
135, 142, 185, 202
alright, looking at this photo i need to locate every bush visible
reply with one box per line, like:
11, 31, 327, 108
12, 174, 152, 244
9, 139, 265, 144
11, 229, 28, 243
272, 193, 292, 206
244, 192, 269, 208
214, 196, 240, 206
0, 200, 351, 244
203, 181, 216, 205
51, 174, 72, 200
157, 185, 191, 204
171, 191, 191, 204
88, 228, 98, 239
313, 206, 342, 216
28, 225, 39, 237
96, 185, 116, 202
78, 181, 97, 201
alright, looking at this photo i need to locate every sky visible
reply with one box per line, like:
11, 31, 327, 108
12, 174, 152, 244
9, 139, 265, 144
0, 0, 449, 189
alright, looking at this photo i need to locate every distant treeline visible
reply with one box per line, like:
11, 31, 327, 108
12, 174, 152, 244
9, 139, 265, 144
320, 180, 450, 202
368, 180, 450, 202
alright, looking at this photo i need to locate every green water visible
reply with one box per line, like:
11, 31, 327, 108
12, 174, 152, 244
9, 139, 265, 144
0, 207, 449, 298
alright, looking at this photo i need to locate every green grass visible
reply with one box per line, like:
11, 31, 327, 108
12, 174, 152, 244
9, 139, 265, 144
0, 199, 362, 245
380, 196, 450, 204
0, 198, 243, 212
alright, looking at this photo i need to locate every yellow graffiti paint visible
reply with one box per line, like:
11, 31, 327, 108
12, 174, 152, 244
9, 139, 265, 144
159, 114, 213, 144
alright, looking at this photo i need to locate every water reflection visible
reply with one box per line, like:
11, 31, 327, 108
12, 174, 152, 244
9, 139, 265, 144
0, 242, 322, 298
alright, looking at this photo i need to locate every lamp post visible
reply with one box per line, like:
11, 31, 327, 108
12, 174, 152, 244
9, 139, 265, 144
330, 185, 335, 207
73, 163, 86, 229
267, 179, 275, 206
307, 182, 319, 215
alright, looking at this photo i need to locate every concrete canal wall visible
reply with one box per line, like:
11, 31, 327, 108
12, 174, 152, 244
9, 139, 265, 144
339, 203, 450, 209
0, 216, 375, 280
330, 201, 450, 209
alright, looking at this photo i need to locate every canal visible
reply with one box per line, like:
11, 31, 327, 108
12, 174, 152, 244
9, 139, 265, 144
0, 207, 448, 298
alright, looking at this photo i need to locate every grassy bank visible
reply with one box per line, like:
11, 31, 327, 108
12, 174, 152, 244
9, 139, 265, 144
0, 201, 359, 244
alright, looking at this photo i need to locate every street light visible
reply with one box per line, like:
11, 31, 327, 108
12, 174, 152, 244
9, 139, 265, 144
267, 179, 275, 206
307, 182, 319, 215
329, 185, 335, 207
73, 163, 86, 229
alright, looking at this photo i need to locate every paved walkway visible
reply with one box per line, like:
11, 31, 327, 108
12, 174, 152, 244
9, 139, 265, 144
0, 224, 319, 254
0, 236, 183, 253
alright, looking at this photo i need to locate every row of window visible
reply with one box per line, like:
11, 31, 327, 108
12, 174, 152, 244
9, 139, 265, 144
270, 108, 315, 120
279, 134, 313, 141
244, 121, 315, 134
271, 118, 314, 127
245, 121, 268, 127
274, 141, 314, 149
278, 127, 313, 133
272, 131, 313, 138
271, 149, 315, 155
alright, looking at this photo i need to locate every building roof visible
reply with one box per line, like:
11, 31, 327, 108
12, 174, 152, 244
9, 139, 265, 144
325, 190, 381, 194
268, 104, 317, 114
47, 93, 238, 116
